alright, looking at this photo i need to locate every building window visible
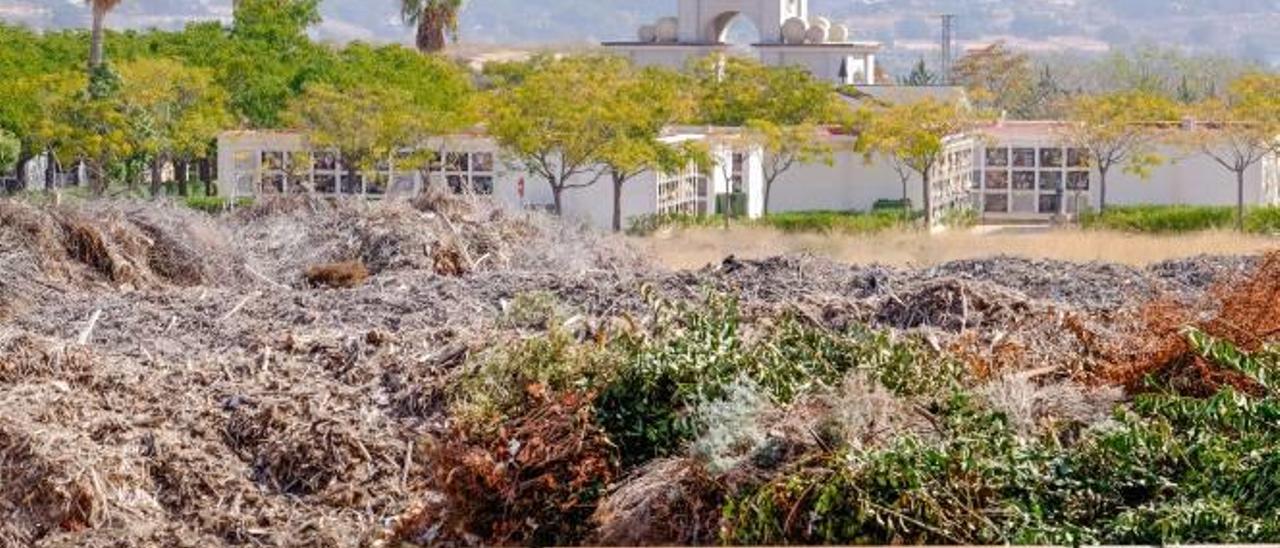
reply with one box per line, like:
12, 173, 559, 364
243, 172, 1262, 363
985, 170, 1009, 190
1012, 171, 1036, 190
435, 151, 496, 195
1038, 171, 1063, 192
1067, 171, 1091, 191
986, 147, 1009, 168
984, 193, 1009, 213
260, 151, 287, 193
313, 151, 340, 194
340, 171, 363, 194
1039, 194, 1061, 214
657, 164, 710, 215
1040, 148, 1063, 168
1012, 148, 1036, 168
1067, 148, 1090, 168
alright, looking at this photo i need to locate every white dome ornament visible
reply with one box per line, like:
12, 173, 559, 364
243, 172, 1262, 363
637, 24, 657, 43
805, 25, 828, 44
781, 17, 809, 45
828, 23, 849, 43
655, 17, 679, 43
808, 16, 831, 31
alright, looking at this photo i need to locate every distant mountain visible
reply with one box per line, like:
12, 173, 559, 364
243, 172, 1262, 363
3, 0, 1278, 67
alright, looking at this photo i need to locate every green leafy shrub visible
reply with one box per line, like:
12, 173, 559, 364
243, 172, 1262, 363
626, 209, 918, 235
184, 195, 254, 214
502, 290, 562, 330
451, 328, 623, 428
596, 293, 960, 465
941, 206, 979, 228
762, 210, 914, 234
722, 331, 1280, 546
1244, 207, 1280, 234
1079, 205, 1280, 233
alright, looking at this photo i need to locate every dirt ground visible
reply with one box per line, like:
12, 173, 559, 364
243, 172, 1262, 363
0, 196, 1275, 547
641, 225, 1280, 269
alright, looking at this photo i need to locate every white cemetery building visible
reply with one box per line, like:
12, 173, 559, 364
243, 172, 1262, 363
214, 119, 1279, 232
604, 0, 881, 85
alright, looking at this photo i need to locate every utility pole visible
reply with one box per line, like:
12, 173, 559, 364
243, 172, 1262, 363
938, 14, 956, 85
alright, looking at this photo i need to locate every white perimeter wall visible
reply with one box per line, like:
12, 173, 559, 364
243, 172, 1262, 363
767, 147, 919, 213
1101, 146, 1265, 207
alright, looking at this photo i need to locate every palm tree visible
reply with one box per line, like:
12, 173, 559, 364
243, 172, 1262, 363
400, 0, 463, 53
86, 0, 123, 70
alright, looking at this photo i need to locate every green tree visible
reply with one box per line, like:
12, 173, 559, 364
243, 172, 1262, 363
951, 41, 1034, 118
486, 55, 632, 215
0, 129, 18, 177
400, 0, 464, 53
284, 82, 422, 194
594, 67, 691, 232
693, 56, 846, 216
898, 58, 938, 86
1186, 73, 1280, 230
1059, 90, 1181, 211
35, 71, 135, 195
224, 0, 330, 128
118, 58, 232, 197
855, 98, 974, 227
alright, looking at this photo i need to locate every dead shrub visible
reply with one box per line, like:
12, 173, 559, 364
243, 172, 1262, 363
0, 426, 97, 543
416, 388, 618, 546
591, 458, 723, 547
0, 334, 94, 384
431, 239, 468, 277
304, 261, 369, 289
125, 208, 237, 287
251, 418, 365, 496
1204, 250, 1280, 350
877, 279, 1034, 332
1099, 250, 1280, 395
0, 413, 163, 546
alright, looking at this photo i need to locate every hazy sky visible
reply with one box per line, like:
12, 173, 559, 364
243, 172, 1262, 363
1, 0, 1276, 65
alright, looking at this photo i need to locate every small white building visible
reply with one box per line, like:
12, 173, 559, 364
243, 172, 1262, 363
604, 0, 881, 86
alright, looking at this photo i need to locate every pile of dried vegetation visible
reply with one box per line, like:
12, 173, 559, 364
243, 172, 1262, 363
0, 195, 1276, 547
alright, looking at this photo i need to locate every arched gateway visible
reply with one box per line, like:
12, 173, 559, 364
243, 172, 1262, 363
604, 0, 880, 85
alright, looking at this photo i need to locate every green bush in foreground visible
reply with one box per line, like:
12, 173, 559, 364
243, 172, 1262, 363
1081, 205, 1280, 234
445, 290, 1280, 546
722, 330, 1280, 546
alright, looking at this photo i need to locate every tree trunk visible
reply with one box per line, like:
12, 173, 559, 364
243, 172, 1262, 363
90, 160, 105, 196
1098, 166, 1109, 213
763, 178, 774, 217
415, 7, 451, 53
1236, 169, 1246, 232
89, 9, 106, 70
176, 160, 190, 197
44, 152, 56, 193
150, 156, 164, 198
921, 170, 934, 228
198, 158, 214, 196
551, 182, 563, 216
347, 163, 361, 195
611, 172, 624, 233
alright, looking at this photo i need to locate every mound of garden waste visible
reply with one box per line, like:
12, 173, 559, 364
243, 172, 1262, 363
0, 196, 1276, 547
